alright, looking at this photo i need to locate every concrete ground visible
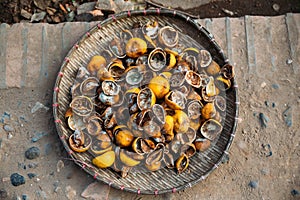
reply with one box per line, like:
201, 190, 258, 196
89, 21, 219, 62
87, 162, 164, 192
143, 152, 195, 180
0, 11, 299, 200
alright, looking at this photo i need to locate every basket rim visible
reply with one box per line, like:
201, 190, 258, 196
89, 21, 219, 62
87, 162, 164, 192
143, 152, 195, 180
52, 8, 239, 195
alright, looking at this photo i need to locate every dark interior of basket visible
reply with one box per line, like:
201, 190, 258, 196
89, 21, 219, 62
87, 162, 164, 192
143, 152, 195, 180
53, 9, 238, 195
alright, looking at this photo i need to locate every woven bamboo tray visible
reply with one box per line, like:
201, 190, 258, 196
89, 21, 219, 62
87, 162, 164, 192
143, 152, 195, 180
53, 8, 239, 195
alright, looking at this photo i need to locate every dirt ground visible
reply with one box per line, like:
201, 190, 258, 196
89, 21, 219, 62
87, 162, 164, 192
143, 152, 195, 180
0, 1, 300, 200
0, 51, 299, 199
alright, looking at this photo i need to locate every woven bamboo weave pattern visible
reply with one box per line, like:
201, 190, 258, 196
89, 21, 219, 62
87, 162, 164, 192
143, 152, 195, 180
53, 9, 239, 195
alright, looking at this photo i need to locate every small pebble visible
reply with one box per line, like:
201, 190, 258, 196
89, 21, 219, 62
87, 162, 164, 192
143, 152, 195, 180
260, 82, 267, 88
35, 190, 47, 200
272, 3, 280, 12
222, 8, 234, 16
2, 177, 10, 182
221, 154, 230, 164
30, 12, 47, 23
286, 59, 293, 65
248, 180, 258, 189
262, 144, 273, 157
283, 107, 292, 127
66, 11, 75, 22
7, 133, 13, 139
261, 169, 269, 175
10, 173, 25, 186
27, 163, 38, 169
272, 102, 276, 108
19, 116, 26, 121
0, 112, 10, 123
46, 7, 56, 16
0, 189, 8, 198
242, 129, 247, 134
21, 9, 32, 20
54, 186, 61, 193
291, 189, 299, 196
18, 162, 27, 170
27, 173, 36, 179
56, 160, 64, 173
53, 181, 61, 193
21, 194, 28, 200
3, 124, 14, 132
31, 132, 48, 143
51, 16, 61, 23
25, 147, 40, 160
259, 113, 269, 128
30, 102, 49, 113
53, 181, 59, 187
272, 83, 280, 89
264, 101, 270, 107
65, 186, 76, 200
3, 111, 10, 118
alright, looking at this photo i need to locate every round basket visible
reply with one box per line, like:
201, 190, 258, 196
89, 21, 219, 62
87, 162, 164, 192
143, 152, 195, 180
53, 8, 239, 195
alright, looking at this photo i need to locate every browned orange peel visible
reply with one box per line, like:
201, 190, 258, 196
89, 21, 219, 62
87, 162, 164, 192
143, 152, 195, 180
87, 55, 107, 75
148, 76, 170, 99
65, 107, 76, 131
137, 87, 156, 110
65, 19, 235, 177
90, 141, 112, 155
194, 138, 211, 152
64, 107, 73, 118
175, 153, 189, 174
113, 125, 134, 148
69, 96, 93, 117
206, 60, 221, 75
92, 150, 115, 168
126, 38, 147, 58
173, 110, 190, 133
69, 131, 92, 153
119, 149, 141, 167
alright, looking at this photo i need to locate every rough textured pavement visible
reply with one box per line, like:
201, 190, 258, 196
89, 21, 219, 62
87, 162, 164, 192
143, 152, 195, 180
0, 13, 299, 199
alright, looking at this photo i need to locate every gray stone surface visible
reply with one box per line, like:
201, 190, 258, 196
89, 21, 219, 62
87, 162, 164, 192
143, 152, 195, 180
150, 0, 214, 10
0, 24, 8, 89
